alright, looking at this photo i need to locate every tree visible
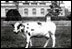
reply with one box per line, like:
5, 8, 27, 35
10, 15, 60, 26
5, 9, 22, 21
46, 1, 62, 17
45, 1, 62, 21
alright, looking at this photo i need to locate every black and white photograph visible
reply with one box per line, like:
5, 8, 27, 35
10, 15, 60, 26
1, 1, 71, 48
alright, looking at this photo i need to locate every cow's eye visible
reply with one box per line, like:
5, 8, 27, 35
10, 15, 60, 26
31, 29, 34, 31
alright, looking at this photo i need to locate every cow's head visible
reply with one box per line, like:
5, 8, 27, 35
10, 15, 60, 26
11, 22, 25, 34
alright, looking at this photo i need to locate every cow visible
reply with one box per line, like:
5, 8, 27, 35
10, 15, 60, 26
11, 21, 56, 48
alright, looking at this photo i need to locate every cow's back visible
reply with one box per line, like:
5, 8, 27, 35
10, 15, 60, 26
22, 21, 56, 36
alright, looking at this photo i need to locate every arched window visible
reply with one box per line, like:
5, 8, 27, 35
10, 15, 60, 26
24, 8, 28, 15
32, 8, 36, 15
41, 8, 45, 15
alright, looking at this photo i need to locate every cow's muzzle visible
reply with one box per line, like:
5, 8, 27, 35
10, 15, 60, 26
13, 31, 19, 34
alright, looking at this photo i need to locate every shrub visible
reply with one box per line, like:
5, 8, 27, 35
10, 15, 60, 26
5, 9, 22, 21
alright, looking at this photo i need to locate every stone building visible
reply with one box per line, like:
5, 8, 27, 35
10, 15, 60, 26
1, 1, 65, 18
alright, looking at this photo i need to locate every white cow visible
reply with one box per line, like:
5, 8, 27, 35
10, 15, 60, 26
11, 21, 56, 48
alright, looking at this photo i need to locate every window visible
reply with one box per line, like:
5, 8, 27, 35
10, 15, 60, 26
32, 8, 36, 15
31, 1, 37, 5
6, 1, 9, 3
22, 1, 29, 5
39, 3, 46, 5
31, 3, 37, 5
41, 8, 45, 15
47, 9, 51, 12
24, 8, 28, 15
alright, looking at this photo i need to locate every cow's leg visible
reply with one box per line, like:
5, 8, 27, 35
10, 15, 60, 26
43, 33, 50, 48
44, 38, 50, 48
51, 34, 55, 48
25, 34, 30, 48
30, 39, 33, 47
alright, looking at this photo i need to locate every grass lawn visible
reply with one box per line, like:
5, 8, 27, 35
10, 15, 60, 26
1, 21, 71, 48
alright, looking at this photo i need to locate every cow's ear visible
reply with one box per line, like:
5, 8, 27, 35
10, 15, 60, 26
19, 23, 25, 27
19, 24, 22, 26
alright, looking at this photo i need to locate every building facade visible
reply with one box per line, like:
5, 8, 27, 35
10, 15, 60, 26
1, 1, 65, 18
